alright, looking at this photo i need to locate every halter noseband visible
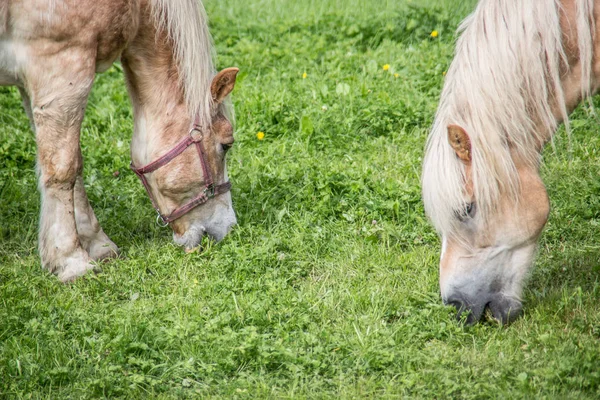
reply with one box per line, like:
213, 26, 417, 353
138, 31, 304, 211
130, 119, 231, 226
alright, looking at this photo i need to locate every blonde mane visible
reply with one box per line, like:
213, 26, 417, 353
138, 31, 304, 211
150, 0, 224, 128
422, 0, 595, 237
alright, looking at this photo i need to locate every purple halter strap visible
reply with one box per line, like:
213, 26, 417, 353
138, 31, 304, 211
130, 120, 231, 226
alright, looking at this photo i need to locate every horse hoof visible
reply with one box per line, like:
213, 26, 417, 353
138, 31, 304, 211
88, 241, 120, 262
55, 251, 95, 282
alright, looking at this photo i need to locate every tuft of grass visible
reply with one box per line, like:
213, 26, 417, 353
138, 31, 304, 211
2, 0, 600, 398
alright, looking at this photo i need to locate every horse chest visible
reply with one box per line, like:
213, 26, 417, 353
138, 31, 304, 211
0, 38, 26, 86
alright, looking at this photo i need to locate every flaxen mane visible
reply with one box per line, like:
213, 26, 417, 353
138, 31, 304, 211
150, 0, 232, 128
422, 0, 594, 237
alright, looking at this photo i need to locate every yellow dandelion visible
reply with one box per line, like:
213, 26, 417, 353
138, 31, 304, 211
382, 64, 390, 71
256, 131, 265, 140
430, 30, 438, 38
442, 71, 447, 76
302, 72, 307, 79
394, 73, 399, 78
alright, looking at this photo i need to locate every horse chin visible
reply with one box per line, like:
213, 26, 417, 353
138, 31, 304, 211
172, 213, 237, 252
173, 225, 205, 252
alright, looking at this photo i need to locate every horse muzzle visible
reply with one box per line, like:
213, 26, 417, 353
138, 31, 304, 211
445, 293, 522, 325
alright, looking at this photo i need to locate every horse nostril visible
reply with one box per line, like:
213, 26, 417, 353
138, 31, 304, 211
488, 296, 522, 325
445, 296, 485, 325
447, 299, 465, 312
446, 298, 470, 323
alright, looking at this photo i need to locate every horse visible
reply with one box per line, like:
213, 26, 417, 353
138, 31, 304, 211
0, 0, 239, 282
422, 0, 599, 324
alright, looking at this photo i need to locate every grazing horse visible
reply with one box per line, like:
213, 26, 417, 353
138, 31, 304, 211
0, 0, 239, 281
422, 0, 599, 323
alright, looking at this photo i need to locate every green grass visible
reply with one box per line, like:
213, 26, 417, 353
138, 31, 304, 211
2, 0, 600, 397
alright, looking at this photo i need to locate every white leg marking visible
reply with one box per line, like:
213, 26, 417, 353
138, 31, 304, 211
74, 175, 119, 261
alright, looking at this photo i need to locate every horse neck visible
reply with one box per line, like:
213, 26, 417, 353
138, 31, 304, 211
545, 0, 599, 145
121, 5, 190, 167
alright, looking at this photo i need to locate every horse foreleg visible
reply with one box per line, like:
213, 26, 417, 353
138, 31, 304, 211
35, 127, 93, 281
74, 174, 119, 261
29, 54, 96, 282
20, 86, 116, 262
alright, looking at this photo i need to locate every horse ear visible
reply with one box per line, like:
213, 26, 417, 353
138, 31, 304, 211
447, 124, 472, 163
211, 67, 239, 104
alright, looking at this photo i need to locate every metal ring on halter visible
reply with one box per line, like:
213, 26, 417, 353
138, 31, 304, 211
189, 125, 203, 142
156, 212, 169, 227
203, 184, 215, 198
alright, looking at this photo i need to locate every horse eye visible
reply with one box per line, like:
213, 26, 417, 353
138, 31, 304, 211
221, 143, 232, 152
465, 202, 475, 216
456, 202, 476, 221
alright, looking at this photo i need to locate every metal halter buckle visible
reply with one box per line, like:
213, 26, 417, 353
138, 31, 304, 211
156, 211, 169, 227
204, 184, 215, 198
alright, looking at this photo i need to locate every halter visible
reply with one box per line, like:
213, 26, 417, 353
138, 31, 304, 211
130, 117, 231, 226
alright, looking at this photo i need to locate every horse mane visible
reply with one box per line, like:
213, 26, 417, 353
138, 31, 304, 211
150, 0, 230, 128
422, 0, 595, 237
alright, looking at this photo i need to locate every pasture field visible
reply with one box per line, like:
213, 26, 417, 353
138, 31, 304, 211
2, 0, 600, 397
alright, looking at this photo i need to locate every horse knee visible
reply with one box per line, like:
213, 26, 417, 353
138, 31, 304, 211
38, 146, 82, 189
33, 104, 85, 189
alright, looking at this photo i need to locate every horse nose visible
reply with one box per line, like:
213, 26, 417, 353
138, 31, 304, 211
445, 294, 522, 325
205, 214, 237, 242
488, 295, 522, 325
445, 295, 485, 325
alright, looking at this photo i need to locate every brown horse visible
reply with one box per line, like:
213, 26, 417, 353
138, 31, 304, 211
422, 0, 599, 323
0, 0, 239, 281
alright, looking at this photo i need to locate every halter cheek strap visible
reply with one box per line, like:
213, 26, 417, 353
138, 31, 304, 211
130, 124, 231, 225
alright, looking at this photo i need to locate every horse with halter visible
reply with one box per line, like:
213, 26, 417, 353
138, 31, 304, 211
0, 0, 238, 281
422, 0, 599, 324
